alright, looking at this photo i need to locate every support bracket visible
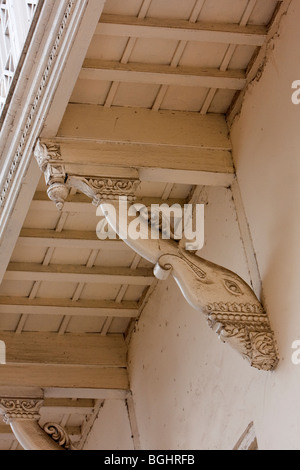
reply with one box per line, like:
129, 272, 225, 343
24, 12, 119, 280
34, 140, 279, 371
0, 396, 73, 450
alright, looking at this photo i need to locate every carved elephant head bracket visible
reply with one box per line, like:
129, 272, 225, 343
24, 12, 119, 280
34, 140, 279, 371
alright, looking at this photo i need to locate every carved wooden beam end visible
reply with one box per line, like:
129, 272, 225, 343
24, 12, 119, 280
34, 140, 279, 371
0, 397, 43, 424
0, 397, 73, 450
34, 140, 68, 210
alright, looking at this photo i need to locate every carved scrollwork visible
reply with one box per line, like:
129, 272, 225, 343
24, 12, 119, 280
206, 303, 278, 371
34, 141, 63, 173
34, 140, 68, 211
0, 398, 43, 424
66, 175, 140, 206
43, 423, 73, 450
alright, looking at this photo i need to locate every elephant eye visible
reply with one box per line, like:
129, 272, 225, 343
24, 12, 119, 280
224, 279, 243, 296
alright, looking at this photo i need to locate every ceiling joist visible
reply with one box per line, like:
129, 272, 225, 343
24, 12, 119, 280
4, 263, 154, 286
50, 104, 235, 187
1, 332, 127, 367
80, 59, 246, 90
96, 14, 267, 46
0, 364, 129, 390
0, 297, 140, 318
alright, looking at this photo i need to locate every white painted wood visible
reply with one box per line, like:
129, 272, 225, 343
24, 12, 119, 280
44, 388, 129, 400
0, 297, 140, 318
0, 159, 41, 284
151, 0, 206, 111
18, 229, 129, 251
0, 0, 105, 287
78, 400, 104, 450
4, 263, 154, 286
58, 104, 232, 150
97, 14, 267, 46
126, 394, 141, 450
200, 0, 257, 114
49, 141, 234, 178
80, 59, 246, 90
139, 168, 235, 187
103, 0, 152, 108
41, 0, 107, 137
54, 105, 234, 184
2, 332, 127, 367
42, 398, 95, 415
231, 179, 262, 299
0, 364, 129, 390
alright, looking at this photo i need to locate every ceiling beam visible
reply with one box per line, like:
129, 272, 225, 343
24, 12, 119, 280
0, 364, 129, 390
58, 104, 232, 150
54, 104, 235, 186
18, 228, 129, 251
0, 297, 140, 318
1, 332, 127, 367
28, 197, 189, 214
41, 398, 95, 415
5, 263, 154, 286
46, 140, 235, 187
97, 14, 267, 46
30, 192, 188, 213
80, 59, 246, 90
43, 388, 129, 400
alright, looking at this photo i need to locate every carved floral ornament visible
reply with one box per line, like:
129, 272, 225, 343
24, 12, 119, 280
34, 140, 279, 372
0, 398, 43, 424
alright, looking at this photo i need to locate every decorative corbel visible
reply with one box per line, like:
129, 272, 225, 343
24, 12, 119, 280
0, 397, 73, 450
34, 140, 69, 210
34, 140, 279, 371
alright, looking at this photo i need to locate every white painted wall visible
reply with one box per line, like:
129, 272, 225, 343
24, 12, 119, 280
128, 186, 265, 450
129, 1, 300, 450
230, 0, 300, 450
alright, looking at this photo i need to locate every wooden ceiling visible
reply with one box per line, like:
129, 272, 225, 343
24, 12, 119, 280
0, 0, 284, 450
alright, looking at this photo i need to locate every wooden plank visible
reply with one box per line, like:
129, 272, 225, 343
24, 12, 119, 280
4, 263, 154, 286
0, 296, 139, 318
42, 398, 95, 415
46, 140, 234, 175
44, 387, 129, 400
18, 228, 129, 250
97, 14, 267, 46
58, 105, 232, 150
54, 106, 235, 186
139, 168, 235, 187
0, 364, 129, 390
32, 191, 187, 208
80, 59, 246, 90
1, 332, 127, 367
